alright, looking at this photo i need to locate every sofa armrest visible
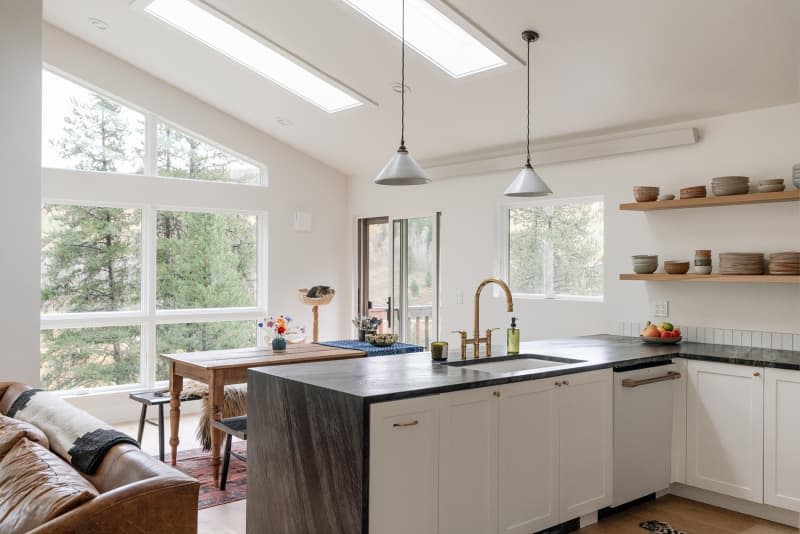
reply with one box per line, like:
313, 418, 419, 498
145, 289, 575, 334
27, 475, 200, 534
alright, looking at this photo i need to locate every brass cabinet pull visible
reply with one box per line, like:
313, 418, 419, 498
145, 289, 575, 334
621, 371, 681, 388
555, 381, 562, 387
493, 391, 501, 397
562, 380, 570, 386
753, 371, 761, 377
393, 420, 419, 428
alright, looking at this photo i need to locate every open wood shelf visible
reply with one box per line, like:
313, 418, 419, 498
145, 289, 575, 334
620, 273, 800, 283
619, 190, 800, 211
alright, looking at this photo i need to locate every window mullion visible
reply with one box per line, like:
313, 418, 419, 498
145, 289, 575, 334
141, 205, 158, 388
144, 113, 157, 177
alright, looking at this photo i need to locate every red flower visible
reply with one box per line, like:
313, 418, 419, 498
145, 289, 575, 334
277, 326, 286, 335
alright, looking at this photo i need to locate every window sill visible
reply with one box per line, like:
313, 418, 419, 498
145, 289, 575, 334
510, 293, 604, 303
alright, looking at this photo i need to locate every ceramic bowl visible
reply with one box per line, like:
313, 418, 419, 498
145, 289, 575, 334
664, 261, 691, 274
632, 255, 658, 274
658, 194, 675, 201
794, 176, 800, 189
759, 178, 784, 186
633, 186, 659, 202
694, 265, 712, 275
757, 184, 786, 193
365, 333, 399, 347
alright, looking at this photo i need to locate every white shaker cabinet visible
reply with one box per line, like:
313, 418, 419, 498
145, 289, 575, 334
369, 395, 439, 534
558, 370, 614, 521
497, 379, 559, 534
764, 368, 800, 512
686, 361, 764, 503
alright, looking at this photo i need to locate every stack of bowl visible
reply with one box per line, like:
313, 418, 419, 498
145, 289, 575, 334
768, 252, 800, 275
680, 185, 706, 199
632, 255, 658, 274
633, 186, 659, 202
694, 249, 712, 274
758, 179, 785, 193
664, 260, 690, 275
719, 252, 765, 275
793, 163, 800, 189
711, 176, 749, 196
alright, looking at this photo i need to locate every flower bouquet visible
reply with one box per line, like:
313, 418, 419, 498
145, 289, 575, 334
258, 315, 305, 350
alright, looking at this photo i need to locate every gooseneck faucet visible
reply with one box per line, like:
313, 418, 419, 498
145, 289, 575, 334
453, 278, 514, 359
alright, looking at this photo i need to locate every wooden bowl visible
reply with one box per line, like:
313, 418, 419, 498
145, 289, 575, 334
664, 261, 690, 274
633, 186, 659, 202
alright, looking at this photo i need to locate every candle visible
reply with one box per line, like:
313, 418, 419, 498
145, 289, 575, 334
431, 341, 448, 361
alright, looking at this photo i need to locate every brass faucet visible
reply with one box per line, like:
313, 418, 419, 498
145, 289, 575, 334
453, 278, 514, 359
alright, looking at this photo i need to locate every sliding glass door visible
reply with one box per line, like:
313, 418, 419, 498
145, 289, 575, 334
358, 213, 440, 348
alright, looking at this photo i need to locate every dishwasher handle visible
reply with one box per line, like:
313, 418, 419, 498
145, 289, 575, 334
621, 371, 681, 388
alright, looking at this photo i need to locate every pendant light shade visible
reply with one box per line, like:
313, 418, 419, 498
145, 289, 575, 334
504, 30, 551, 197
374, 0, 430, 186
504, 163, 552, 197
375, 146, 429, 185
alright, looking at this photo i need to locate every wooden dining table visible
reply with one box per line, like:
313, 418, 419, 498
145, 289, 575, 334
162, 344, 365, 482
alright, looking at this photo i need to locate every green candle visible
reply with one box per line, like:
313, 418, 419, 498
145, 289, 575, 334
431, 341, 448, 361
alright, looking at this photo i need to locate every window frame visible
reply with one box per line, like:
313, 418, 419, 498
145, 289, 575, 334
40, 68, 269, 395
496, 195, 605, 303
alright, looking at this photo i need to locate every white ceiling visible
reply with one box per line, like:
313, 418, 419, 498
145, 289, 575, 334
44, 0, 800, 178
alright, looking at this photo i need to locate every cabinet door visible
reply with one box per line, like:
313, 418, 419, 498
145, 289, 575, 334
670, 358, 687, 484
439, 387, 497, 534
369, 395, 438, 534
559, 369, 613, 522
765, 368, 800, 512
686, 361, 764, 502
497, 379, 559, 534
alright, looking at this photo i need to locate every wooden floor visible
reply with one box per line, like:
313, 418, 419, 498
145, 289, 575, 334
581, 495, 797, 534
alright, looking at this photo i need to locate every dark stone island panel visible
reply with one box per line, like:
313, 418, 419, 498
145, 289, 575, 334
247, 370, 366, 533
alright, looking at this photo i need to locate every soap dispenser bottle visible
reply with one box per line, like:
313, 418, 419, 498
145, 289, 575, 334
507, 317, 520, 355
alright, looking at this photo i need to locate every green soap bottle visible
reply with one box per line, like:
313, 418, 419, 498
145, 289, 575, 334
507, 317, 520, 355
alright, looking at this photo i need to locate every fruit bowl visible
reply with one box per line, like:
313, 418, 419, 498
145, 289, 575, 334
640, 335, 682, 345
365, 333, 399, 347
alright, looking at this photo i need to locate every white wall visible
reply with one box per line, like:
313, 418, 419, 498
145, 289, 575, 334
42, 24, 352, 341
349, 103, 800, 346
0, 1, 42, 385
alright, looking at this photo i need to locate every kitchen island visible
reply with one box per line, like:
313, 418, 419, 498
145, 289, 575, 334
246, 335, 800, 533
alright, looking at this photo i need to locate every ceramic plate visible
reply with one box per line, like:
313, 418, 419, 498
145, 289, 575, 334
640, 336, 683, 345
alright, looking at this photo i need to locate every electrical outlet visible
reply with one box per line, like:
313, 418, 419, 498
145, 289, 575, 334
455, 290, 464, 305
653, 301, 669, 317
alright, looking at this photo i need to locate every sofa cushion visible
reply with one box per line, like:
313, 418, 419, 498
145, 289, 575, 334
0, 414, 49, 459
0, 438, 98, 533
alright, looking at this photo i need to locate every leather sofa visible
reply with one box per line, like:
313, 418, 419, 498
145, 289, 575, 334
0, 382, 199, 534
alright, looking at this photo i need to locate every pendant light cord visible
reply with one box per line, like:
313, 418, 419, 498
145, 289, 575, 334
526, 37, 531, 166
400, 0, 406, 150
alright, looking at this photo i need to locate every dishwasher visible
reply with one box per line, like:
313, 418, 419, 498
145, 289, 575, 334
612, 360, 680, 507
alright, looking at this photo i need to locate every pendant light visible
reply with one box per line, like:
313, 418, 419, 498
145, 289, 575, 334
374, 0, 430, 186
504, 30, 552, 197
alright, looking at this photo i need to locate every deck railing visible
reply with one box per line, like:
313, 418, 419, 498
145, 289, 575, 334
368, 305, 433, 348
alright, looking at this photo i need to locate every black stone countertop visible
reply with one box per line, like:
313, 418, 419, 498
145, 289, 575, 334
249, 335, 800, 402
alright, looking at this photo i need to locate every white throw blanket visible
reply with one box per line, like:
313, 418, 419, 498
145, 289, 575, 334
8, 389, 138, 474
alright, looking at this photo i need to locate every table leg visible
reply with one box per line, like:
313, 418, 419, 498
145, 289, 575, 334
209, 374, 225, 482
169, 363, 183, 466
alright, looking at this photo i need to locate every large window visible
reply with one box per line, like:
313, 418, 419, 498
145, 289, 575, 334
499, 198, 604, 300
40, 69, 267, 393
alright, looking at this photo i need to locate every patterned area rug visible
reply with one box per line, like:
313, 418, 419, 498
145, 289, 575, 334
640, 520, 687, 534
166, 443, 247, 509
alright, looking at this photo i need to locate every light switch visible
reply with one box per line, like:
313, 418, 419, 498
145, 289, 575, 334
455, 290, 463, 305
294, 211, 312, 233
653, 301, 669, 317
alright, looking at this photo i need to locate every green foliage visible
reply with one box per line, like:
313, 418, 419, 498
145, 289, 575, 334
424, 271, 432, 288
509, 202, 603, 297
40, 94, 258, 391
409, 278, 420, 297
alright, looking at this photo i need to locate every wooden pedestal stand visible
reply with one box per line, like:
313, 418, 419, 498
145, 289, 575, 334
298, 289, 335, 343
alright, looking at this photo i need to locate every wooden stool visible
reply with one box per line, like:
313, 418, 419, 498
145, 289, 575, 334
129, 390, 200, 461
211, 416, 248, 490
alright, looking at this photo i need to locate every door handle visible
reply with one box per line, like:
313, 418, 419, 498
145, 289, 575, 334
387, 297, 392, 328
621, 371, 681, 388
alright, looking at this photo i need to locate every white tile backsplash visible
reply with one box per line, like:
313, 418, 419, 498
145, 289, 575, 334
616, 321, 799, 350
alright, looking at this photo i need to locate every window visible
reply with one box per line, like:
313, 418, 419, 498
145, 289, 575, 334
340, 0, 506, 78
40, 69, 267, 393
141, 0, 363, 113
42, 70, 145, 173
500, 198, 604, 300
157, 124, 261, 184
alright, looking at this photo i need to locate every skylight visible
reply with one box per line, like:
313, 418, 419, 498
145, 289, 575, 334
341, 0, 506, 78
143, 0, 363, 113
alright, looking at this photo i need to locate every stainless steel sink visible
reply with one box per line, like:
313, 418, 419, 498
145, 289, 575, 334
441, 354, 585, 374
